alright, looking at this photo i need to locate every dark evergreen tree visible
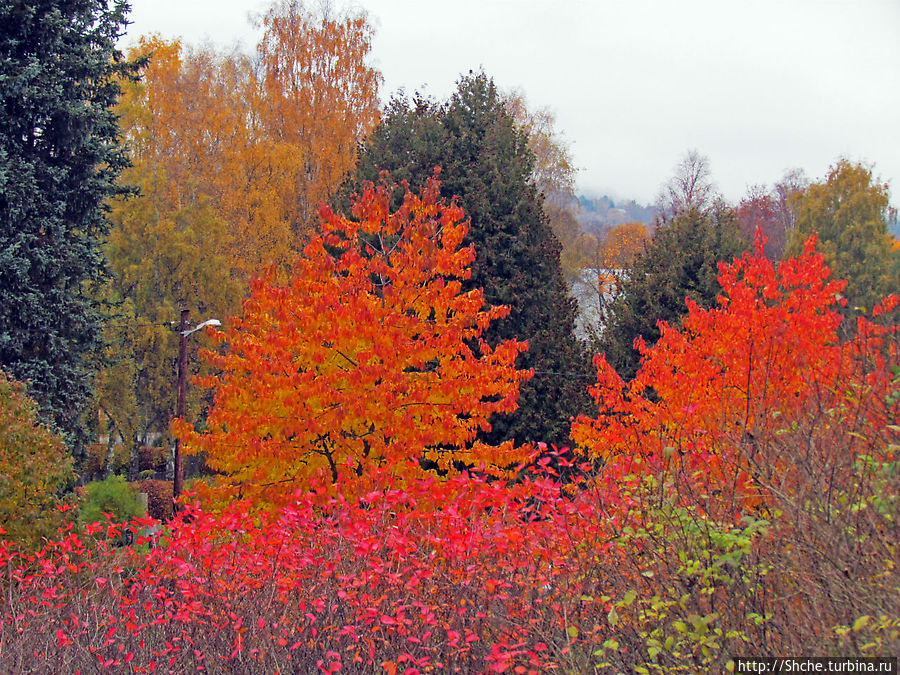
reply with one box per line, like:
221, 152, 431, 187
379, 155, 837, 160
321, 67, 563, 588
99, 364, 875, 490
598, 206, 747, 382
0, 0, 137, 446
344, 73, 592, 449
338, 93, 446, 206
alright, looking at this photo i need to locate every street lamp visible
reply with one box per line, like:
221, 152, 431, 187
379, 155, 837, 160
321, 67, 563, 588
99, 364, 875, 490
183, 318, 221, 336
174, 309, 220, 508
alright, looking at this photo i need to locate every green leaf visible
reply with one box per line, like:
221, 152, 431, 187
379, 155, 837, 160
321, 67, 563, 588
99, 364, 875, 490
608, 607, 619, 627
853, 615, 871, 632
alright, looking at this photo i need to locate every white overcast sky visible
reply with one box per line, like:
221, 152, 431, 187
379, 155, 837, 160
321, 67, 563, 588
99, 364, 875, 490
121, 0, 900, 206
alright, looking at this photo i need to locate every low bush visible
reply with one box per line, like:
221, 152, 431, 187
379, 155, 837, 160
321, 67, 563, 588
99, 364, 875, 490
133, 479, 173, 520
78, 475, 145, 526
0, 370, 73, 550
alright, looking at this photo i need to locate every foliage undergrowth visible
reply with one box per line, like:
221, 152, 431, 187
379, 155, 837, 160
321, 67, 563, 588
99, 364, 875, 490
2, 433, 895, 673
78, 476, 146, 528
0, 459, 768, 673
0, 371, 74, 550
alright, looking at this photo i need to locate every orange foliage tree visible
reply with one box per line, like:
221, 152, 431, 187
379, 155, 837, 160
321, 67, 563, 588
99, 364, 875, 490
117, 10, 381, 279
257, 0, 381, 237
104, 6, 381, 461
572, 236, 898, 656
177, 178, 532, 504
572, 235, 898, 512
600, 221, 649, 267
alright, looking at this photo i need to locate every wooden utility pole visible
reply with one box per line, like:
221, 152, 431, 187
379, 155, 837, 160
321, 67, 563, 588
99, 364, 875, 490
174, 308, 189, 508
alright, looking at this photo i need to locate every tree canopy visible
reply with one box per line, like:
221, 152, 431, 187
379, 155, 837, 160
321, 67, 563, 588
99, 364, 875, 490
786, 159, 898, 318
0, 0, 137, 447
178, 178, 531, 505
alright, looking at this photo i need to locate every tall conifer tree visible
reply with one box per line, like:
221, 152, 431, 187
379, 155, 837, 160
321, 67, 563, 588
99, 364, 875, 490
346, 72, 592, 449
0, 0, 137, 445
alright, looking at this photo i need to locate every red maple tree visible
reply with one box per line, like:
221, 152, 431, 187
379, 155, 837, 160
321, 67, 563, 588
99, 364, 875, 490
177, 177, 532, 504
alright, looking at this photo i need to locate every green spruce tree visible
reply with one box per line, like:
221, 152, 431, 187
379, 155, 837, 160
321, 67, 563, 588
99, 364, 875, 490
598, 206, 747, 382
0, 0, 138, 448
345, 73, 592, 449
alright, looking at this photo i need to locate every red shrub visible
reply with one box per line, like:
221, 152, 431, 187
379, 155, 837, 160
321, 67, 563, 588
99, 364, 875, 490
133, 479, 174, 520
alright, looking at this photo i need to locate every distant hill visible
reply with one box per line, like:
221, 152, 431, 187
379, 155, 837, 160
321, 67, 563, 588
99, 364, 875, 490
574, 194, 656, 235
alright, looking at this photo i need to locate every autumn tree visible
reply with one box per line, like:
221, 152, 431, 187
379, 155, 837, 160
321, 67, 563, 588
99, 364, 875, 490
574, 237, 850, 480
736, 186, 782, 258
735, 170, 808, 260
504, 89, 583, 278
345, 73, 592, 449
116, 9, 380, 281
773, 168, 808, 238
103, 5, 381, 465
178, 178, 532, 505
656, 149, 717, 221
0, 0, 137, 447
786, 159, 898, 317
0, 371, 74, 549
114, 38, 293, 280
90, 293, 141, 479
503, 89, 576, 200
572, 240, 899, 650
102, 193, 237, 475
257, 0, 381, 236
598, 221, 649, 269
